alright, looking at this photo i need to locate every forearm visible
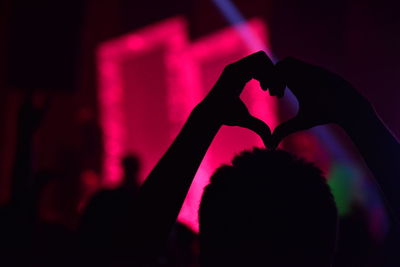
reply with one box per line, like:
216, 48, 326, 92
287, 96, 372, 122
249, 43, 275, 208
132, 105, 221, 257
123, 52, 271, 263
340, 106, 400, 217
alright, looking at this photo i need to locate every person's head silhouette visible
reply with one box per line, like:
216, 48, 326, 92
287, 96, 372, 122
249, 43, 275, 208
199, 149, 337, 267
121, 154, 140, 189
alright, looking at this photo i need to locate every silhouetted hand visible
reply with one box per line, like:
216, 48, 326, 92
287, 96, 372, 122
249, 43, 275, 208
196, 51, 281, 148
271, 57, 372, 148
129, 52, 281, 263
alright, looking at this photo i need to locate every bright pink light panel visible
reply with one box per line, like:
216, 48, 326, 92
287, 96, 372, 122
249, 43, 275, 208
97, 17, 277, 231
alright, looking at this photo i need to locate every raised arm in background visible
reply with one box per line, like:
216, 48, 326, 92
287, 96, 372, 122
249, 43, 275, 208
272, 57, 400, 221
0, 92, 50, 266
272, 58, 400, 267
10, 93, 46, 204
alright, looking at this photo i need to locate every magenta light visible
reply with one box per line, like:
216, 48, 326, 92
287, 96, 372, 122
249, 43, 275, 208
98, 17, 276, 231
97, 17, 188, 188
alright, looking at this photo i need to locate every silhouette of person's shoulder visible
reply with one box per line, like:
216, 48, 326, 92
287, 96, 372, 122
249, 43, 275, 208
88, 186, 137, 209
80, 186, 139, 232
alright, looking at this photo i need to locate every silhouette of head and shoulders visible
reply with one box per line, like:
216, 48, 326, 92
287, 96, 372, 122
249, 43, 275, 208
79, 154, 141, 240
199, 148, 338, 267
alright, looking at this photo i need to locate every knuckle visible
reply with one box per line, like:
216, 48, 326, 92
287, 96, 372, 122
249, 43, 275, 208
224, 63, 239, 74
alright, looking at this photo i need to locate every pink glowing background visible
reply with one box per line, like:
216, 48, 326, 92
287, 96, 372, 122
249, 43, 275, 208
97, 17, 278, 231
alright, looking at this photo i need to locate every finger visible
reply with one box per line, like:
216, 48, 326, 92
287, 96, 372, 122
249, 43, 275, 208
248, 51, 275, 88
244, 52, 286, 97
216, 63, 251, 97
236, 51, 274, 85
238, 114, 272, 149
270, 116, 309, 150
238, 50, 272, 73
263, 68, 286, 98
275, 57, 311, 96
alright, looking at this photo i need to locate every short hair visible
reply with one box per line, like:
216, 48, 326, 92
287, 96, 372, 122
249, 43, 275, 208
199, 149, 338, 267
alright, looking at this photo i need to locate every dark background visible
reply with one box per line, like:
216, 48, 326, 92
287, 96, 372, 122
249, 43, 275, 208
0, 0, 399, 202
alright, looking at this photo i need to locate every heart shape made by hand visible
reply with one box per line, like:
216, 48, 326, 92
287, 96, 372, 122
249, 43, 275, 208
226, 51, 287, 150
237, 53, 368, 150
205, 51, 362, 150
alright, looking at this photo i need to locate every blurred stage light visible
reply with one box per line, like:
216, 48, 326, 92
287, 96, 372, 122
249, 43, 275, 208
98, 13, 387, 237
98, 17, 277, 231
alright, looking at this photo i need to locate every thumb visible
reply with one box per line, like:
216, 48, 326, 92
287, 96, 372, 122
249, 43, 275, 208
275, 57, 309, 95
238, 114, 272, 149
271, 116, 309, 150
